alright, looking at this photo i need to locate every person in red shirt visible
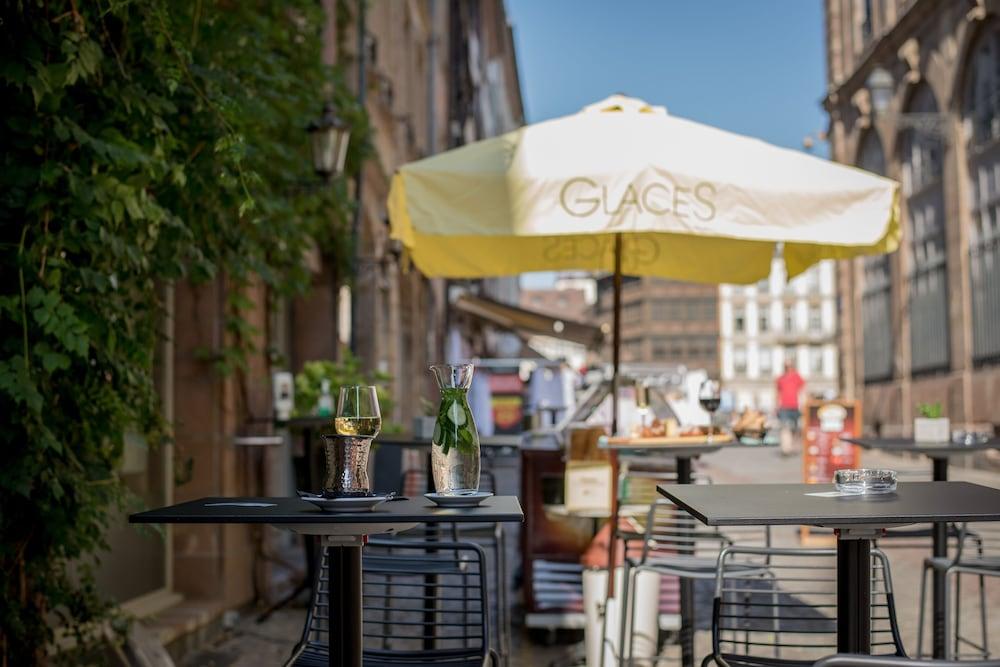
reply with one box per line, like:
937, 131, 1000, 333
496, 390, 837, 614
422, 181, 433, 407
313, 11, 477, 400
776, 360, 805, 455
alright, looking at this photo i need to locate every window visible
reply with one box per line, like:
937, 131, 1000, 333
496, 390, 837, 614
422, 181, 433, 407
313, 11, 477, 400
784, 346, 797, 368
759, 312, 769, 333
809, 305, 822, 332
733, 347, 747, 374
857, 130, 895, 381
783, 308, 794, 333
759, 346, 772, 375
734, 308, 745, 333
809, 346, 824, 375
860, 0, 874, 46
966, 22, 1000, 362
902, 84, 950, 373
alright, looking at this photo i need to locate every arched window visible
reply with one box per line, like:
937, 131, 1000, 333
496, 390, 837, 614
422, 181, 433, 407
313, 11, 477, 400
901, 84, 949, 374
964, 22, 1000, 363
857, 130, 894, 382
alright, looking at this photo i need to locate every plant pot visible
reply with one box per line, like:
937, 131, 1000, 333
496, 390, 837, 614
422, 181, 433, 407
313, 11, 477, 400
914, 417, 950, 443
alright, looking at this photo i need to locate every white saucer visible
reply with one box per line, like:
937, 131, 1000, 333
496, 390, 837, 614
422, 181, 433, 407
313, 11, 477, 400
424, 491, 493, 507
303, 495, 388, 512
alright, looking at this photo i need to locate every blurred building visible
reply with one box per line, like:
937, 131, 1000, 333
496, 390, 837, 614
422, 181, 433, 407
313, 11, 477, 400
97, 0, 525, 653
824, 0, 1000, 434
595, 277, 720, 375
520, 286, 590, 321
719, 255, 839, 412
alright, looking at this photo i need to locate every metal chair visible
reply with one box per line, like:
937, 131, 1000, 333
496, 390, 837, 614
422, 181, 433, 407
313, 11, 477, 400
401, 468, 511, 665
616, 491, 770, 664
703, 546, 906, 667
814, 655, 1000, 667
917, 522, 1000, 659
285, 538, 498, 667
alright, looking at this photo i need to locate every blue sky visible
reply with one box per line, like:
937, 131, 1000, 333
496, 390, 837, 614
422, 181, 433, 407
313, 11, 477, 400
504, 0, 829, 288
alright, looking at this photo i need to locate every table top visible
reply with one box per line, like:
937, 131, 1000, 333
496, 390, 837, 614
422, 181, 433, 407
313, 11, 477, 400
598, 434, 734, 457
657, 482, 1000, 528
129, 495, 524, 525
842, 436, 1000, 457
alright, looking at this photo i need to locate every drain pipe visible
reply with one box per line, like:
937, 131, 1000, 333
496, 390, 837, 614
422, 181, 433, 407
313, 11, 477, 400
349, 0, 367, 355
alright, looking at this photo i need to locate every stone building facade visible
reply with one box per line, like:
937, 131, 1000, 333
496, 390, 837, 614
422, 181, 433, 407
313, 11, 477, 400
824, 0, 1000, 435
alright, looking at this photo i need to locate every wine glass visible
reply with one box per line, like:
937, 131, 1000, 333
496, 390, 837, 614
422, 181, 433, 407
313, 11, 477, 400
697, 379, 722, 444
635, 379, 650, 434
335, 385, 382, 438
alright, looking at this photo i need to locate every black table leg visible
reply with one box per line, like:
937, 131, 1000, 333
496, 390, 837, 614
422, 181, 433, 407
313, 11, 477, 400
328, 543, 363, 667
423, 450, 437, 651
836, 535, 871, 654
677, 456, 695, 667
931, 457, 948, 658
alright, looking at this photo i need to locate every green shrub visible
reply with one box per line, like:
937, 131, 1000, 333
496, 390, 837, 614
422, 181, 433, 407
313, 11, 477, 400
0, 1, 368, 662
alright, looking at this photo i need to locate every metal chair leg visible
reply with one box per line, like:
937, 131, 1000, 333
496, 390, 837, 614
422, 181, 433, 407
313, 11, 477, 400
954, 571, 963, 659
979, 572, 989, 658
495, 525, 510, 666
943, 567, 953, 660
916, 561, 930, 658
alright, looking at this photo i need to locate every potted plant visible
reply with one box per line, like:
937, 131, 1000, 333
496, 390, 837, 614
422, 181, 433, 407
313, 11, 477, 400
413, 397, 438, 440
914, 402, 949, 443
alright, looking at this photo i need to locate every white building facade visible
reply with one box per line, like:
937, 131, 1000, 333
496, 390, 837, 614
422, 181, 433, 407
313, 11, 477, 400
719, 255, 840, 412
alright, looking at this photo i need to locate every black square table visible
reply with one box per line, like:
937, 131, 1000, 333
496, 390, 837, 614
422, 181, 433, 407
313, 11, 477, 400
657, 481, 1000, 654
131, 495, 524, 667
842, 436, 1000, 657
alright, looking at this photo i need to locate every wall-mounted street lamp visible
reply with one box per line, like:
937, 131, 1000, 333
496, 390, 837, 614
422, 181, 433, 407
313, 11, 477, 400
307, 103, 351, 180
865, 66, 954, 140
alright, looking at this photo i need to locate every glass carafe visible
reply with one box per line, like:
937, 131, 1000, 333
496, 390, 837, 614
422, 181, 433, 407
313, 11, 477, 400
429, 364, 481, 494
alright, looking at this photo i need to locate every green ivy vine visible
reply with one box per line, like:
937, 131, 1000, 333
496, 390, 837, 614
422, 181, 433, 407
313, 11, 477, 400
0, 1, 369, 663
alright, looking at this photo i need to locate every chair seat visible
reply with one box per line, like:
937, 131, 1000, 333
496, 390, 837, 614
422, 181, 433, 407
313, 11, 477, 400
925, 555, 1000, 572
639, 556, 769, 578
715, 652, 814, 667
363, 554, 469, 575
292, 644, 486, 667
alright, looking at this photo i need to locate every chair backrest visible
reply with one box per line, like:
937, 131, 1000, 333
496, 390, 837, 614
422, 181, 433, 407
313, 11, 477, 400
299, 539, 491, 665
956, 522, 1000, 562
635, 499, 769, 565
814, 655, 1000, 667
711, 547, 906, 663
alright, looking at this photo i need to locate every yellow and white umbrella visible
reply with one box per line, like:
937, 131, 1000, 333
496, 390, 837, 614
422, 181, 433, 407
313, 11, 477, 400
389, 94, 899, 285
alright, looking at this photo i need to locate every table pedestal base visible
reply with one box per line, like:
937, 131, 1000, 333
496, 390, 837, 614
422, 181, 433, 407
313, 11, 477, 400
325, 537, 363, 667
836, 530, 873, 654
932, 457, 948, 658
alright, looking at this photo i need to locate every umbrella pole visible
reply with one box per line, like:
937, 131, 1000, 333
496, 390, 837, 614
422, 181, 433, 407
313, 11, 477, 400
612, 232, 621, 435
604, 233, 623, 607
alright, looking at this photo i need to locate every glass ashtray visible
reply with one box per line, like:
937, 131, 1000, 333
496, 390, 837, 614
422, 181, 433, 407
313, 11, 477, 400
834, 469, 897, 495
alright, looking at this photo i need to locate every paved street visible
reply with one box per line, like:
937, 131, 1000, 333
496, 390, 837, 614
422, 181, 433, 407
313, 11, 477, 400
177, 443, 1000, 666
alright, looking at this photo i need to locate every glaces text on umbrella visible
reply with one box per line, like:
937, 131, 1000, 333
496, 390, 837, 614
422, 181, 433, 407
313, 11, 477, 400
558, 176, 717, 221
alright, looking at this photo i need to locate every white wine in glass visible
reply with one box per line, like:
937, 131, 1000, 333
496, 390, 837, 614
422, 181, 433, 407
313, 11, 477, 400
335, 385, 381, 438
333, 416, 382, 437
